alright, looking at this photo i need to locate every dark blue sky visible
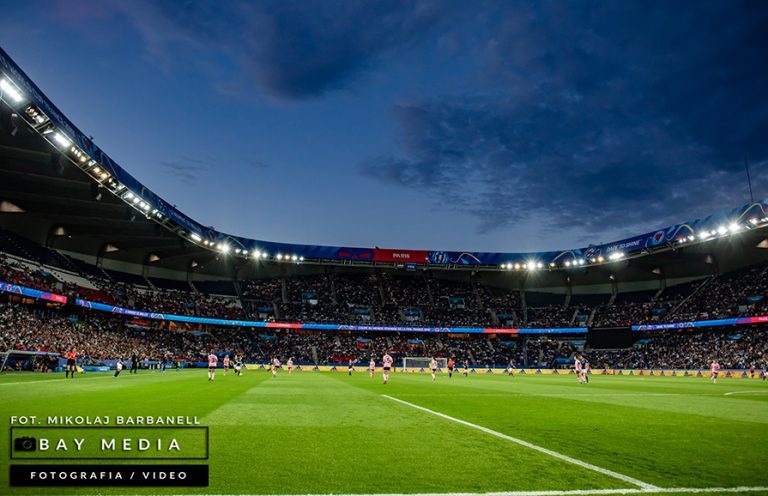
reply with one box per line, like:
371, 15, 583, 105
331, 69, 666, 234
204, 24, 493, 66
1, 0, 766, 252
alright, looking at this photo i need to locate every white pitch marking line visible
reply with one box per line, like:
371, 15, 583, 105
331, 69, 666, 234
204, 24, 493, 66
724, 390, 768, 396
80, 487, 768, 496
382, 394, 658, 490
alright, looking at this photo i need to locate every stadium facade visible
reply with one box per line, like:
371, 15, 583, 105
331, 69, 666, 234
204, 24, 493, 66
1, 45, 767, 344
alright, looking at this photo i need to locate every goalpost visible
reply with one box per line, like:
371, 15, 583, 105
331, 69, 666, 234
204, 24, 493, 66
402, 357, 448, 372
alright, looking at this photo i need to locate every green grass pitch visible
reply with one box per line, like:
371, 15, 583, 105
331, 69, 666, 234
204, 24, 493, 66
1, 369, 767, 496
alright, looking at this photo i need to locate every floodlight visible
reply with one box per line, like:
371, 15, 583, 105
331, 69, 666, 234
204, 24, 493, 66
52, 132, 71, 148
0, 78, 22, 102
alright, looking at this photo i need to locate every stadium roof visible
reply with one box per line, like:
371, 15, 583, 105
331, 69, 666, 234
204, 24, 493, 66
1, 45, 768, 282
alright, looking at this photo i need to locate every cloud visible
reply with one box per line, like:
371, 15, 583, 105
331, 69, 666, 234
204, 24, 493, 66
361, 1, 768, 236
63, 0, 455, 100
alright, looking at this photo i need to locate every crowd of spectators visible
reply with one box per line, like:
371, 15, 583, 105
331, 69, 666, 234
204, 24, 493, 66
3, 295, 766, 372
2, 247, 768, 331
588, 328, 768, 370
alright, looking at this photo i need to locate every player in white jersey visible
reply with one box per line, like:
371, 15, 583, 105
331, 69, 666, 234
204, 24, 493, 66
271, 357, 281, 378
506, 359, 515, 377
574, 356, 584, 384
430, 357, 438, 382
583, 357, 590, 383
234, 355, 242, 376
287, 358, 294, 376
223, 355, 230, 376
207, 352, 218, 381
710, 360, 720, 383
369, 358, 376, 379
382, 352, 393, 384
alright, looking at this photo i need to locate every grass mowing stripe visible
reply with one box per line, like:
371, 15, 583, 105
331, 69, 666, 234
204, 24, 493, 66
76, 486, 768, 496
0, 376, 117, 386
381, 394, 658, 491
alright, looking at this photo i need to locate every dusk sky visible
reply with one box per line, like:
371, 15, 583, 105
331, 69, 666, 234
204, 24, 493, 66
1, 0, 766, 252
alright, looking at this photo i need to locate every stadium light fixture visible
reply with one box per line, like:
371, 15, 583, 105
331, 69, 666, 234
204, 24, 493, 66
292, 255, 298, 261
521, 263, 528, 270
549, 262, 556, 268
565, 260, 572, 267
52, 132, 71, 148
300, 256, 305, 262
252, 250, 261, 259
688, 235, 695, 242
597, 256, 605, 263
578, 259, 585, 265
218, 243, 230, 254
0, 78, 23, 103
190, 233, 202, 242
749, 218, 759, 225
728, 223, 740, 233
276, 254, 283, 261
513, 263, 521, 270
717, 226, 728, 235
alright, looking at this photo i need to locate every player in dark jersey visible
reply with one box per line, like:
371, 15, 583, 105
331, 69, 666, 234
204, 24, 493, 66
64, 350, 77, 378
130, 353, 139, 374
463, 360, 470, 377
447, 358, 455, 379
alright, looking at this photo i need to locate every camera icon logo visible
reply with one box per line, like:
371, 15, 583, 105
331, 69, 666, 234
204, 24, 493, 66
14, 436, 37, 452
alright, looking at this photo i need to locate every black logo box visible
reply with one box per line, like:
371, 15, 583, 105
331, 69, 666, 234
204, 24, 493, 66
9, 426, 209, 460
10, 464, 209, 487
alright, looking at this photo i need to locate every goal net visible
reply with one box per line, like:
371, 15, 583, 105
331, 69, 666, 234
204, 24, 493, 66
402, 357, 448, 372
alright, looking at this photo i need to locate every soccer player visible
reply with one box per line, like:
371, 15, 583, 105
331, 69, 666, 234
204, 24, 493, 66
506, 359, 515, 377
114, 357, 123, 378
583, 357, 590, 383
574, 355, 584, 384
207, 352, 218, 381
382, 352, 393, 384
749, 363, 756, 379
430, 357, 438, 382
234, 355, 243, 376
447, 358, 455, 379
271, 357, 280, 378
64, 350, 77, 379
287, 357, 294, 376
369, 358, 376, 379
463, 359, 470, 377
710, 359, 720, 384
348, 358, 355, 376
223, 355, 230, 376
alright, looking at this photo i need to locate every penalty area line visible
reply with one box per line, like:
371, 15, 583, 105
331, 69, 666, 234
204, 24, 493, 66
382, 394, 658, 491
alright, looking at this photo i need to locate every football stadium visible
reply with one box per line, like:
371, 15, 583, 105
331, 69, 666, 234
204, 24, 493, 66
1, 5, 768, 496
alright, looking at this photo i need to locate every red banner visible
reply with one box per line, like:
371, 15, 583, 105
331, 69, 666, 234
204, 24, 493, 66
374, 248, 429, 263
